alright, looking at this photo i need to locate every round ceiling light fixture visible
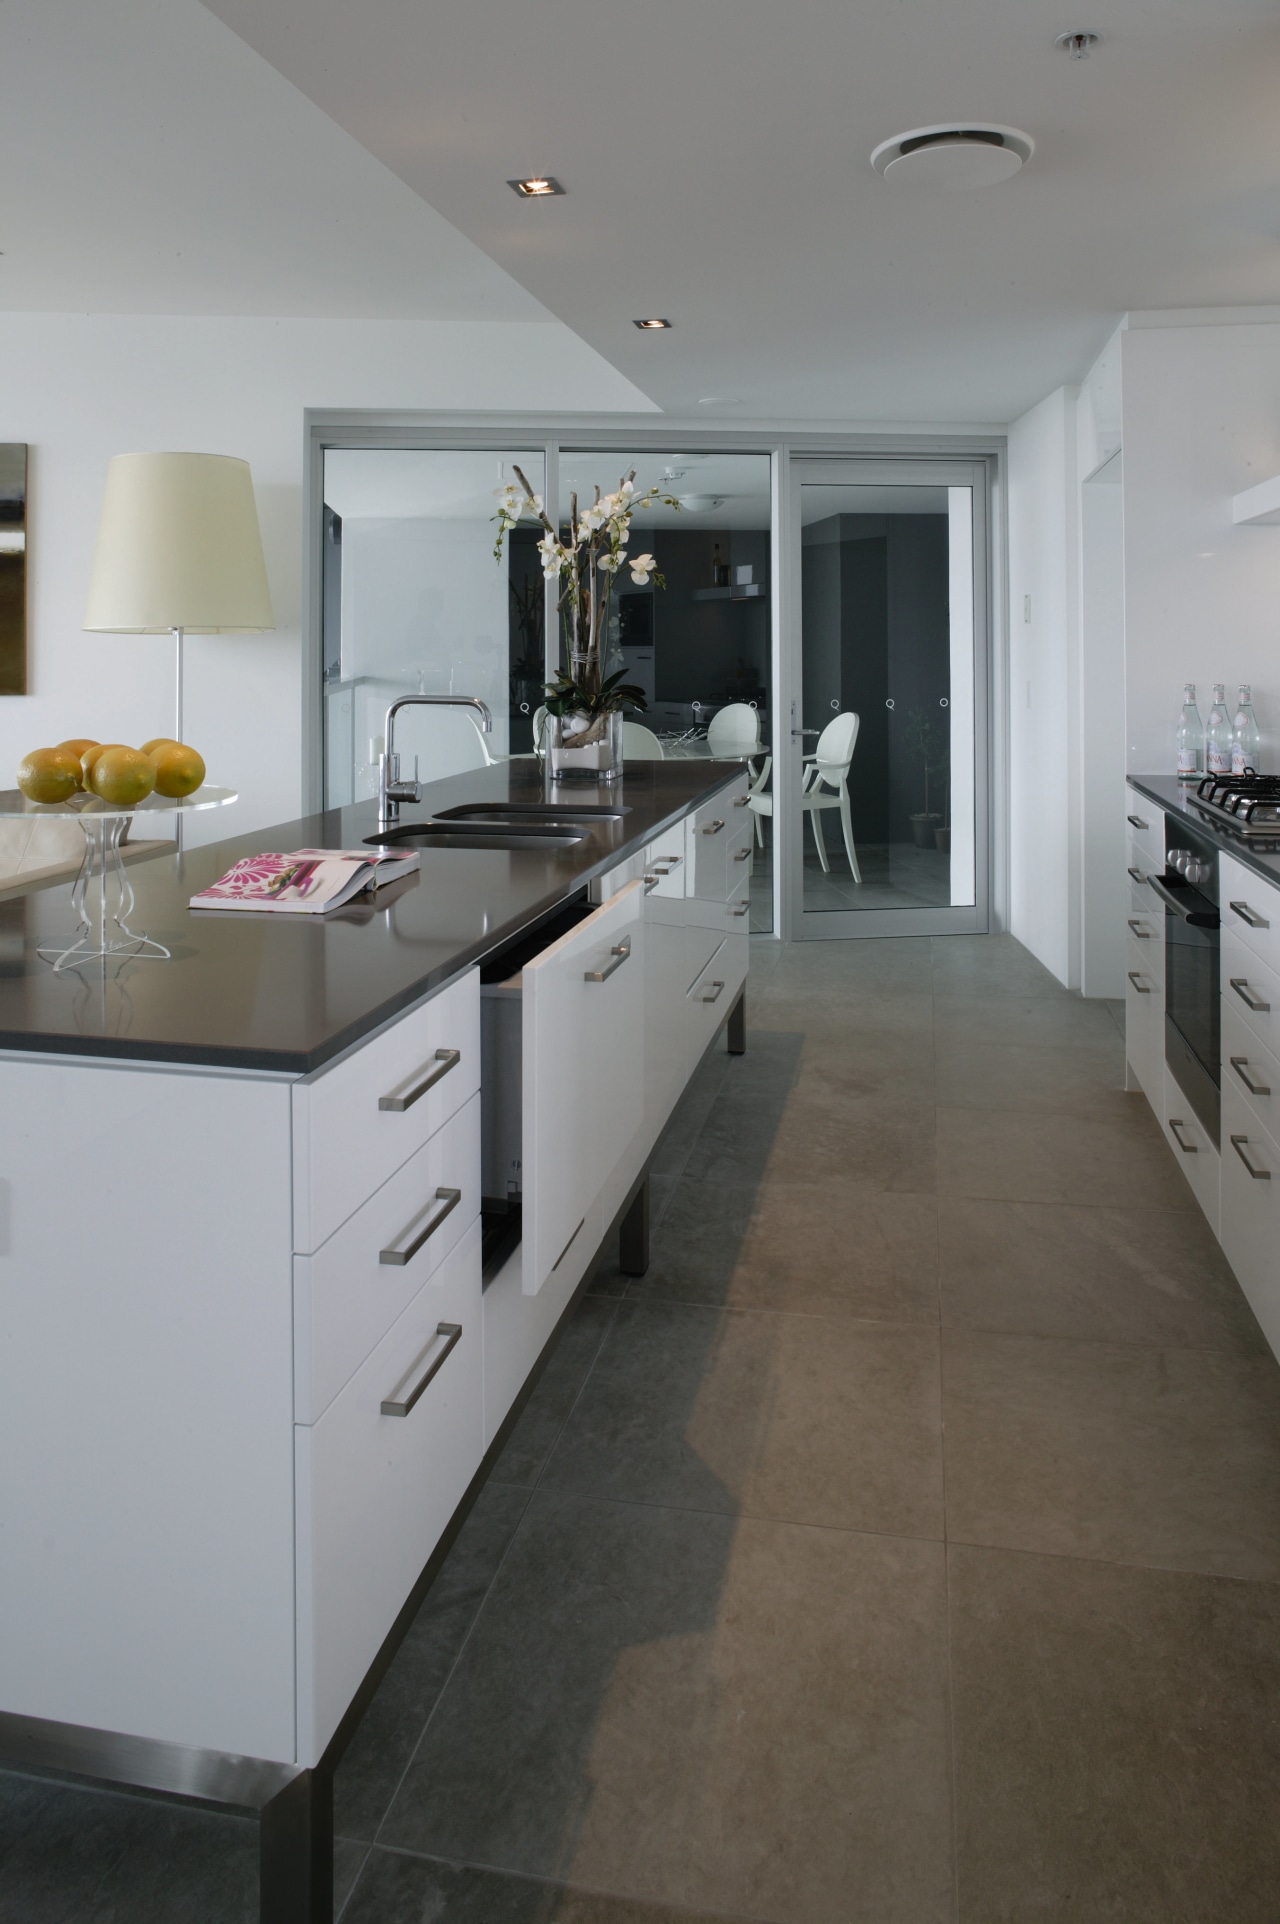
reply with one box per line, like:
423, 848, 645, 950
678, 494, 727, 511
870, 123, 1034, 191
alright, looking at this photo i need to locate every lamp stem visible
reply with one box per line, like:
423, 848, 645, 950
173, 625, 184, 855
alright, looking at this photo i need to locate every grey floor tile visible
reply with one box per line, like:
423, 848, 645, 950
490, 1297, 621, 1489
939, 1196, 1265, 1353
929, 933, 1067, 999
335, 1837, 370, 1916
628, 1175, 940, 1324
936, 1102, 1192, 1210
770, 935, 936, 993
541, 1300, 944, 1538
755, 983, 935, 1042
943, 1325, 1280, 1579
736, 1023, 936, 1103
648, 1057, 732, 1180
381, 1494, 954, 1924
950, 1543, 1280, 1922
932, 991, 1121, 1052
342, 1847, 757, 1922
335, 1484, 531, 1840
934, 1036, 1127, 1116
686, 1085, 936, 1191
0, 1771, 257, 1923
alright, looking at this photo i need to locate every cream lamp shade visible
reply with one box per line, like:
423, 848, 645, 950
83, 451, 274, 634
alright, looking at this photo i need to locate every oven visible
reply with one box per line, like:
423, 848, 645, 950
1148, 815, 1221, 1146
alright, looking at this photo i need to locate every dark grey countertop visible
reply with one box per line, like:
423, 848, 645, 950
1127, 774, 1280, 890
0, 760, 743, 1074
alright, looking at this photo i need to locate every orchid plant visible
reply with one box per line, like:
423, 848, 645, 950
493, 466, 680, 744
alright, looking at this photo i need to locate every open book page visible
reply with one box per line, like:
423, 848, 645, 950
190, 848, 419, 915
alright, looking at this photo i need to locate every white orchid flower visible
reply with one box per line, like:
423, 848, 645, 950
629, 553, 656, 584
599, 551, 626, 574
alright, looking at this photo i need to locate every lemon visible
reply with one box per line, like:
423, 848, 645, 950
80, 743, 126, 791
17, 746, 82, 805
140, 737, 178, 757
90, 747, 157, 807
57, 738, 99, 787
150, 741, 205, 799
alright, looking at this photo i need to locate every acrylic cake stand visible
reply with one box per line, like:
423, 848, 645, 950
0, 786, 237, 971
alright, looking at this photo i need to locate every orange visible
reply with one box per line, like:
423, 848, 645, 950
150, 741, 205, 799
89, 747, 157, 806
80, 743, 126, 791
17, 746, 82, 805
140, 737, 178, 757
57, 738, 99, 786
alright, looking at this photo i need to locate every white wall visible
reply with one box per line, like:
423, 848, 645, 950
0, 312, 653, 843
1121, 316, 1280, 780
1006, 386, 1078, 985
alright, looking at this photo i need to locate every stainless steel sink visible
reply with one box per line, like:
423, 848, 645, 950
434, 803, 627, 826
364, 821, 586, 851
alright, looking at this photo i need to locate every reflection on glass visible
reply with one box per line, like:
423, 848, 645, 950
321, 449, 546, 806
797, 483, 974, 915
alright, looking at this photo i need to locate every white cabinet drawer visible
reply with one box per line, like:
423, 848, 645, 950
1220, 852, 1280, 979
294, 1092, 480, 1423
1161, 1065, 1220, 1236
726, 868, 752, 931
1124, 936, 1163, 1102
1123, 794, 1162, 871
1222, 998, 1280, 1142
292, 970, 479, 1254
644, 825, 687, 899
1222, 928, 1280, 1057
295, 1219, 483, 1765
686, 929, 748, 1071
1220, 1083, 1280, 1364
686, 918, 725, 992
1123, 890, 1164, 964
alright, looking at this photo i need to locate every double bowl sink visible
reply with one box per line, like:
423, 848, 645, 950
364, 802, 627, 853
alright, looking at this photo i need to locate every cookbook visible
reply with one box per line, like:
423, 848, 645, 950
190, 847, 419, 914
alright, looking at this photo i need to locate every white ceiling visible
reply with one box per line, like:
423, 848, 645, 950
199, 0, 1280, 423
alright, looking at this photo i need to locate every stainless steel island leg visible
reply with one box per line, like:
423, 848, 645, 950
260, 1767, 333, 1924
728, 987, 746, 1055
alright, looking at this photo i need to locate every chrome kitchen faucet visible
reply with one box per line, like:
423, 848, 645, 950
378, 694, 494, 825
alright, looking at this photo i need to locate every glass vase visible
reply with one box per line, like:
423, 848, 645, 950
548, 709, 624, 782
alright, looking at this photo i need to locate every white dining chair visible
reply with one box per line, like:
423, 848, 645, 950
623, 721, 665, 760
706, 702, 761, 759
746, 711, 861, 881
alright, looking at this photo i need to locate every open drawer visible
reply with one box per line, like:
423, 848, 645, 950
482, 881, 646, 1296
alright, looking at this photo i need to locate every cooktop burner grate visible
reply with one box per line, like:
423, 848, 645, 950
1189, 772, 1280, 844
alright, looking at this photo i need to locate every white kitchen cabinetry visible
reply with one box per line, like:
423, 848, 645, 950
1160, 1064, 1221, 1235
1124, 937, 1163, 1101
1220, 1083, 1280, 1356
1222, 927, 1280, 1058
1222, 999, 1280, 1141
1123, 795, 1165, 1097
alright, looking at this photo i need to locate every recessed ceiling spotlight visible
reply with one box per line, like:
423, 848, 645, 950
1054, 31, 1099, 58
870, 123, 1034, 191
508, 176, 564, 197
633, 317, 672, 330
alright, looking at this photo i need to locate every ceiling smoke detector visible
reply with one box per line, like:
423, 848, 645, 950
1054, 31, 1099, 59
870, 123, 1034, 191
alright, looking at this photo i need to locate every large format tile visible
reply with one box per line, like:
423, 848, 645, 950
341, 1848, 759, 1923
335, 1484, 531, 1840
382, 1494, 954, 1924
754, 982, 935, 1042
943, 1325, 1280, 1579
932, 991, 1121, 1052
491, 1297, 621, 1489
933, 1036, 1127, 1116
939, 1196, 1264, 1353
950, 1543, 1280, 1923
628, 1176, 940, 1324
541, 1300, 944, 1537
687, 1086, 936, 1190
736, 1023, 936, 1103
936, 1103, 1192, 1210
930, 933, 1067, 999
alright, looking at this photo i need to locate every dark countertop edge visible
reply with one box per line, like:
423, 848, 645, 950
1127, 774, 1280, 891
1, 764, 745, 1079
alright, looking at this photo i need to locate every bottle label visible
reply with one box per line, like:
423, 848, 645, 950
1208, 745, 1230, 776
1178, 748, 1198, 776
1232, 744, 1252, 777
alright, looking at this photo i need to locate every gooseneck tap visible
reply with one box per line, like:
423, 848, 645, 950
378, 694, 494, 826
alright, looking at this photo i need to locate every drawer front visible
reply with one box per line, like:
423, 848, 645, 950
1220, 852, 1280, 978
296, 1219, 483, 1765
1123, 883, 1164, 962
294, 1092, 481, 1423
686, 803, 731, 910
644, 825, 687, 900
1124, 937, 1163, 1102
686, 918, 725, 992
1161, 1064, 1220, 1236
1222, 928, 1280, 1057
726, 868, 752, 932
1220, 1083, 1280, 1365
293, 970, 479, 1254
686, 929, 748, 1070
1222, 998, 1280, 1143
1124, 795, 1162, 872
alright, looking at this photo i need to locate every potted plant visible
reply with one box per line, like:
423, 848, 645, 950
494, 467, 679, 780
899, 706, 950, 850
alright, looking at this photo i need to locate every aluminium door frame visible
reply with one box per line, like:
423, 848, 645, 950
302, 412, 1005, 942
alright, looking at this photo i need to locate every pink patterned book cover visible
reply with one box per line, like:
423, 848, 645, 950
190, 847, 418, 914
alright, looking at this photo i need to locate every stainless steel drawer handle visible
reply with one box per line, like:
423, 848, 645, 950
381, 1322, 462, 1417
644, 873, 660, 893
1127, 918, 1151, 940
1231, 978, 1271, 1014
734, 847, 752, 862
585, 934, 632, 983
380, 1187, 462, 1266
1231, 1135, 1271, 1181
1127, 866, 1147, 886
1127, 813, 1149, 830
379, 1048, 461, 1113
730, 903, 750, 917
703, 819, 726, 835
653, 854, 682, 871
1231, 900, 1271, 930
702, 979, 725, 1003
733, 794, 750, 807
1231, 1056, 1271, 1098
1168, 1117, 1198, 1155
1127, 970, 1151, 994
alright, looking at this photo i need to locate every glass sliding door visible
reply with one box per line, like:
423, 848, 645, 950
783, 459, 988, 937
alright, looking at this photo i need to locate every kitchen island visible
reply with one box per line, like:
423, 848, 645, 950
0, 756, 752, 1924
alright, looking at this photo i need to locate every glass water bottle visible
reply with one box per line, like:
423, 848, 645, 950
1206, 684, 1232, 778
1232, 685, 1261, 777
1176, 684, 1203, 783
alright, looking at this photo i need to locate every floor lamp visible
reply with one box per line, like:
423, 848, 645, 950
83, 452, 275, 847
